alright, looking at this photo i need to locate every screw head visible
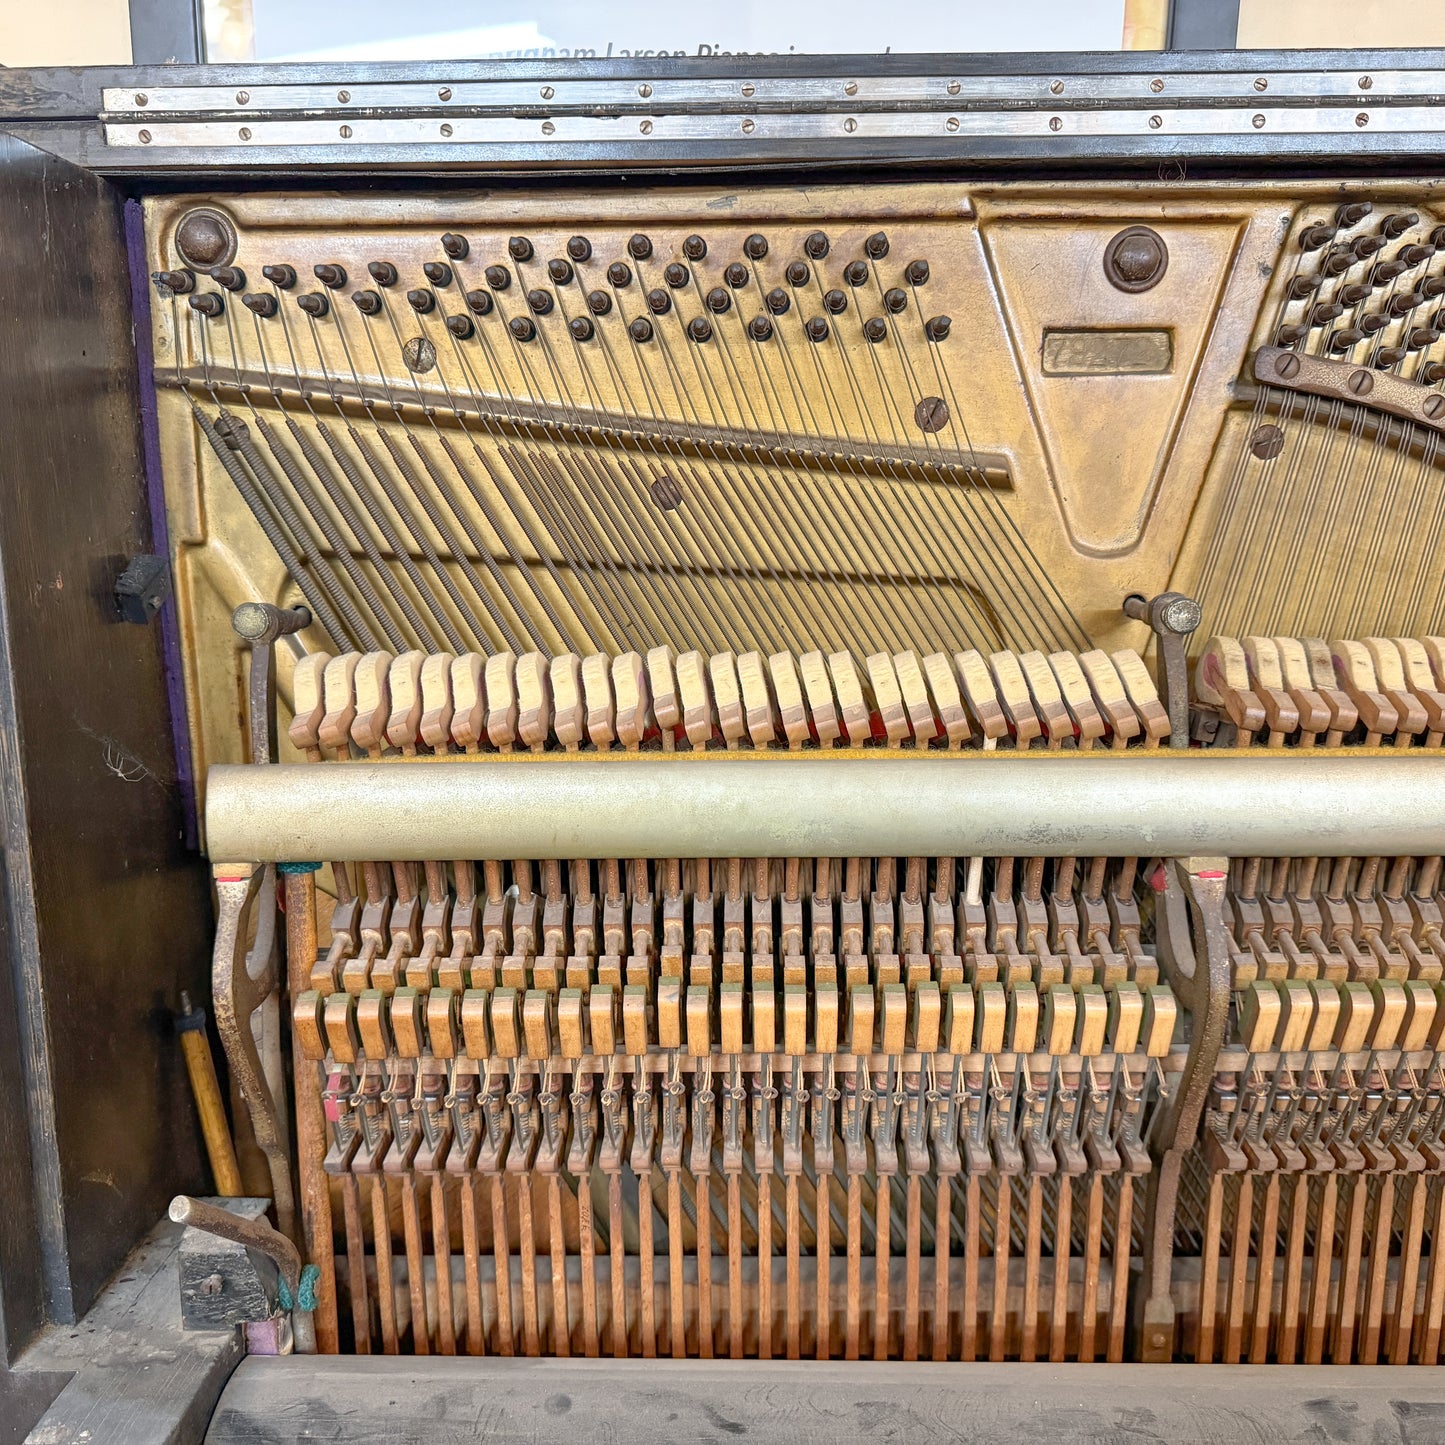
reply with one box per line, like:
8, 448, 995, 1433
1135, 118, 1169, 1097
945, 116, 960, 132
1049, 116, 1063, 132
1423, 394, 1445, 420
1358, 75, 1373, 90
844, 80, 858, 96
639, 119, 653, 135
238, 126, 251, 141
339, 124, 352, 138
134, 92, 148, 106
843, 117, 857, 133
947, 80, 961, 95
741, 83, 755, 97
540, 85, 555, 100
236, 90, 250, 104
440, 123, 453, 137
541, 121, 555, 135
200, 1273, 224, 1297
1274, 353, 1300, 379
337, 89, 351, 102
1252, 113, 1266, 129
1254, 77, 1267, 91
1149, 114, 1162, 130
1356, 112, 1369, 127
438, 86, 452, 101
139, 128, 152, 143
741, 118, 756, 134
1348, 367, 1374, 395
1160, 596, 1202, 635
1050, 79, 1064, 95
1150, 77, 1164, 93
638, 83, 652, 98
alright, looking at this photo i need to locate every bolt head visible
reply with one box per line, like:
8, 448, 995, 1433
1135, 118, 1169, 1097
947, 80, 961, 95
440, 123, 453, 137
639, 119, 653, 135
1160, 596, 1202, 636
844, 80, 858, 96
139, 129, 152, 143
945, 116, 960, 133
1050, 79, 1064, 95
1358, 74, 1373, 89
134, 92, 148, 106
337, 89, 351, 102
637, 83, 652, 98
236, 90, 249, 104
540, 85, 555, 99
1356, 112, 1369, 127
1252, 113, 1266, 129
843, 117, 857, 134
438, 86, 452, 101
1254, 77, 1267, 91
1149, 114, 1162, 130
741, 118, 756, 134
1150, 77, 1164, 93
741, 83, 755, 98
1049, 116, 1063, 132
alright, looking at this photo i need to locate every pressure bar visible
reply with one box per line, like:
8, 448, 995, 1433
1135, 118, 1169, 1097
204, 752, 1445, 862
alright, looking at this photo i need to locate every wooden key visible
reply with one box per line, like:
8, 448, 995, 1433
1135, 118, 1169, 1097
975, 982, 1007, 1053
1301, 637, 1359, 743
646, 645, 680, 747
490, 987, 521, 1059
319, 652, 362, 756
1043, 983, 1076, 1054
988, 650, 1042, 747
323, 992, 360, 1064
1106, 983, 1143, 1054
289, 652, 330, 757
589, 985, 617, 1055
523, 989, 555, 1061
390, 987, 425, 1058
612, 651, 650, 749
1335, 982, 1376, 1053
686, 984, 711, 1056
1401, 979, 1438, 1051
1007, 983, 1039, 1053
768, 652, 811, 749
1194, 636, 1265, 739
385, 650, 426, 753
866, 652, 910, 747
1330, 640, 1399, 742
1046, 651, 1107, 749
709, 651, 747, 748
483, 652, 519, 749
737, 651, 777, 748
427, 988, 458, 1059
1362, 638, 1427, 742
449, 654, 486, 751
719, 982, 745, 1055
1241, 636, 1300, 742
1077, 649, 1142, 749
798, 650, 842, 747
356, 989, 391, 1059
1270, 636, 1331, 741
293, 990, 327, 1061
893, 650, 940, 747
1275, 980, 1313, 1053
827, 652, 872, 746
460, 989, 492, 1059
944, 985, 974, 1054
1075, 984, 1108, 1056
1141, 986, 1177, 1056
921, 652, 971, 747
910, 982, 941, 1052
1368, 979, 1407, 1049
1019, 651, 1073, 749
550, 653, 585, 751
815, 982, 839, 1054
350, 652, 394, 755
1111, 649, 1170, 745
676, 650, 715, 749
418, 652, 456, 751
1391, 637, 1445, 744
1304, 980, 1341, 1052
1239, 982, 1282, 1052
516, 652, 553, 752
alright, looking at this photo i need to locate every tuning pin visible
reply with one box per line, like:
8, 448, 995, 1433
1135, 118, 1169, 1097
153, 268, 195, 294
823, 288, 847, 314
646, 287, 671, 315
844, 260, 870, 287
1351, 234, 1386, 261
1380, 211, 1419, 239
804, 230, 830, 259
441, 232, 469, 259
1374, 345, 1407, 368
508, 235, 534, 261
297, 292, 329, 317
242, 292, 278, 317
1368, 258, 1408, 286
627, 233, 653, 260
765, 287, 790, 315
465, 288, 493, 315
1319, 251, 1354, 277
548, 257, 574, 285
1274, 324, 1307, 345
683, 234, 707, 260
1336, 282, 1370, 306
586, 289, 612, 315
1422, 275, 1445, 299
786, 260, 810, 287
606, 261, 631, 288
687, 316, 713, 343
749, 314, 774, 341
212, 265, 247, 291
1387, 291, 1425, 317
313, 263, 347, 288
1336, 201, 1373, 227
1308, 301, 1344, 326
508, 315, 536, 342
629, 316, 654, 343
1359, 312, 1390, 335
863, 317, 888, 343
663, 261, 689, 288
261, 263, 295, 289
883, 287, 908, 314
568, 315, 594, 342
1327, 326, 1364, 351
1298, 222, 1337, 251
1286, 276, 1318, 300
706, 287, 732, 314
925, 314, 951, 341
485, 264, 511, 290
406, 288, 435, 313
743, 232, 768, 259
724, 262, 749, 288
423, 260, 452, 287
1399, 243, 1437, 268
566, 235, 592, 262
367, 260, 398, 287
805, 316, 830, 342
906, 259, 930, 286
188, 292, 224, 316
1420, 361, 1445, 384
1407, 326, 1441, 349
446, 313, 474, 339
527, 288, 554, 315
350, 290, 381, 314
864, 230, 889, 259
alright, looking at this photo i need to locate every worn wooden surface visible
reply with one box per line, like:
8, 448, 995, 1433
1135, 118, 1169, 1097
0, 130, 214, 1336
206, 1357, 1445, 1444
22, 1217, 242, 1445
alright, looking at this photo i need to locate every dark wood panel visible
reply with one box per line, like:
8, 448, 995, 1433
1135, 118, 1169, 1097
0, 131, 213, 1326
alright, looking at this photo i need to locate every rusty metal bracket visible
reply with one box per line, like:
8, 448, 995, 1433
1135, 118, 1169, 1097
1254, 343, 1445, 434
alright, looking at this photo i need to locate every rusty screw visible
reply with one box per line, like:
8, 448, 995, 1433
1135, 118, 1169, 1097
1423, 394, 1445, 420
1358, 75, 1373, 90
200, 1273, 224, 1296
1049, 116, 1063, 132
134, 92, 148, 106
1356, 112, 1370, 127
1274, 353, 1300, 379
1150, 77, 1164, 93
1348, 368, 1374, 395
914, 395, 950, 433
